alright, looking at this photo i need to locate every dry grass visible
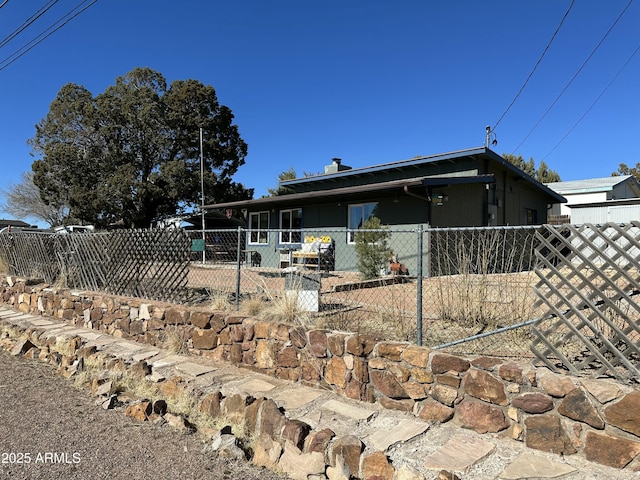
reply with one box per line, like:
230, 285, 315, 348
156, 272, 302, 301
0, 324, 23, 339
318, 285, 416, 342
52, 272, 68, 289
162, 325, 191, 354
433, 271, 538, 331
238, 273, 314, 327
0, 254, 10, 275
113, 372, 161, 400
167, 385, 200, 416
239, 295, 267, 317
50, 336, 80, 358
259, 290, 312, 327
207, 291, 234, 311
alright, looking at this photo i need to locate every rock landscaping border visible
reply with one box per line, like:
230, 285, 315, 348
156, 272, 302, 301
2, 276, 640, 474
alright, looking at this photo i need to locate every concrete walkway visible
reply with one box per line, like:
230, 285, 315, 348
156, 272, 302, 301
0, 306, 635, 479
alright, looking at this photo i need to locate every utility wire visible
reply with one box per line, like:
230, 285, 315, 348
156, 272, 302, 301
0, 0, 97, 72
491, 0, 575, 133
0, 0, 60, 50
542, 44, 640, 161
0, 0, 10, 10
512, 0, 635, 154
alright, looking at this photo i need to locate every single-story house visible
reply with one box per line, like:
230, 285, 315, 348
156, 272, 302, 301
203, 146, 566, 271
0, 219, 32, 231
545, 176, 640, 221
205, 147, 565, 270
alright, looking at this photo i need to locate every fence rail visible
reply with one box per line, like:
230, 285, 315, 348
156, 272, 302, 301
2, 223, 639, 382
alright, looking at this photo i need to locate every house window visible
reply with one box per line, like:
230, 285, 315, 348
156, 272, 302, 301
524, 208, 537, 225
248, 211, 269, 244
279, 208, 302, 244
348, 202, 378, 243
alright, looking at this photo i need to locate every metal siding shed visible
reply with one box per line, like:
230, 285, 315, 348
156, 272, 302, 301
569, 198, 640, 224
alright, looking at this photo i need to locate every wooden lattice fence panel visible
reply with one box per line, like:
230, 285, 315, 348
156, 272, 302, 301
0, 232, 59, 282
531, 222, 640, 383
104, 229, 192, 303
54, 233, 109, 291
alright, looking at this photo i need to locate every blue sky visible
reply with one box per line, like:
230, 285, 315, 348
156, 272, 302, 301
0, 1, 638, 223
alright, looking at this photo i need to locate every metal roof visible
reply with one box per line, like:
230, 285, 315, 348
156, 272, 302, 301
545, 176, 635, 195
203, 146, 566, 210
279, 146, 491, 185
277, 146, 564, 202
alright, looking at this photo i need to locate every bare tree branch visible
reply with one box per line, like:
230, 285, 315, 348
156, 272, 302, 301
0, 171, 68, 226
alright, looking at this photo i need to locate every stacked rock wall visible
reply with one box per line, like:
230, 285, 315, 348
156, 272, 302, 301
2, 277, 640, 470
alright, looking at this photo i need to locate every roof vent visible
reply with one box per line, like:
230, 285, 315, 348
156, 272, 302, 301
324, 157, 351, 174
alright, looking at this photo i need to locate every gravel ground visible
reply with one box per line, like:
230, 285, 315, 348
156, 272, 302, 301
0, 349, 288, 480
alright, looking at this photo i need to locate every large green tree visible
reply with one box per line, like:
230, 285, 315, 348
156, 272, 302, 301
502, 154, 561, 183
29, 67, 252, 228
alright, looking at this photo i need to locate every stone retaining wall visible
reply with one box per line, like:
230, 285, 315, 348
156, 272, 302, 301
3, 277, 640, 471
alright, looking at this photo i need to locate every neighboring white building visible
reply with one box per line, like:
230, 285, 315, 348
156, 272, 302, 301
566, 198, 640, 225
546, 176, 640, 219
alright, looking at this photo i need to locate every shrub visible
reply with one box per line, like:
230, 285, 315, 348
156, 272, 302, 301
354, 216, 392, 280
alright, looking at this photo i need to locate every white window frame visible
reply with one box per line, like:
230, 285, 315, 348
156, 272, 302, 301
279, 208, 302, 245
248, 211, 269, 245
347, 202, 378, 244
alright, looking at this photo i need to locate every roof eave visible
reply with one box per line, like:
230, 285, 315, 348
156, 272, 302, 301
481, 149, 567, 204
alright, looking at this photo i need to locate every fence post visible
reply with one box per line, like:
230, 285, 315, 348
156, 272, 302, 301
416, 225, 423, 346
201, 227, 206, 265
235, 226, 242, 311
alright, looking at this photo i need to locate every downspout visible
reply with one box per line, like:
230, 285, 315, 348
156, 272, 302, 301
483, 158, 490, 226
404, 185, 432, 225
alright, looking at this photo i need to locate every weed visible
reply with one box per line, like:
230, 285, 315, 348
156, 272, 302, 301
162, 325, 190, 354
259, 291, 311, 326
242, 274, 312, 326
239, 295, 267, 317
111, 369, 161, 400
205, 291, 233, 312
0, 254, 10, 274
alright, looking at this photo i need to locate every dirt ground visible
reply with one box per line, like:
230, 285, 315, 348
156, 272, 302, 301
188, 265, 541, 355
0, 349, 287, 480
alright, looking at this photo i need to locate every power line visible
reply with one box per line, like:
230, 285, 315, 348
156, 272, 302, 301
0, 0, 60, 50
491, 0, 575, 134
0, 0, 97, 72
0, 0, 11, 10
512, 0, 635, 154
541, 43, 640, 161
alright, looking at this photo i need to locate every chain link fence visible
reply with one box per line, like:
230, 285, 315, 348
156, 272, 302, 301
183, 226, 542, 357
0, 226, 545, 357
425, 227, 542, 357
